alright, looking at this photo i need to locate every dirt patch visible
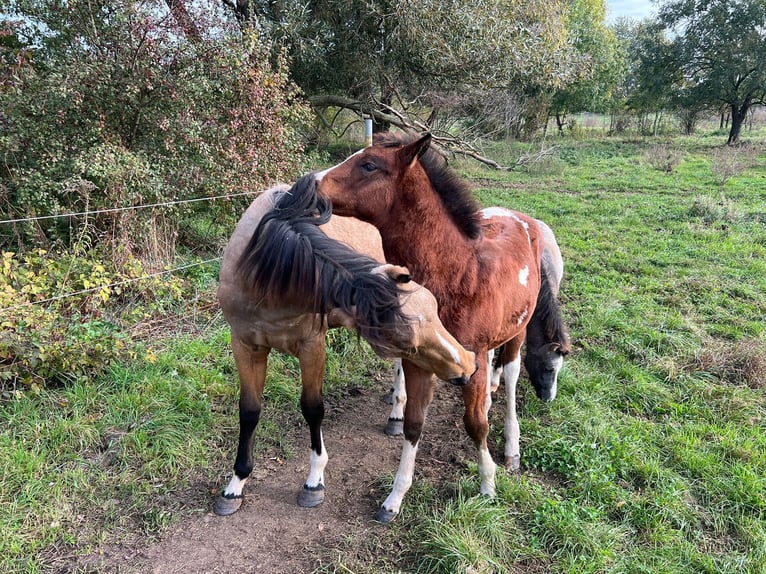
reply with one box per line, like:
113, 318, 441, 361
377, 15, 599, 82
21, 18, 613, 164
87, 379, 485, 574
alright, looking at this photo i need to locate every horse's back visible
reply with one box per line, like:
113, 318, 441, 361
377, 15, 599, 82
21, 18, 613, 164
321, 216, 385, 263
535, 218, 563, 294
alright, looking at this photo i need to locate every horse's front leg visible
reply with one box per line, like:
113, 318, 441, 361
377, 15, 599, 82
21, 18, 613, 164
297, 336, 328, 507
385, 359, 406, 436
501, 336, 525, 472
377, 361, 435, 523
214, 336, 269, 516
462, 353, 497, 496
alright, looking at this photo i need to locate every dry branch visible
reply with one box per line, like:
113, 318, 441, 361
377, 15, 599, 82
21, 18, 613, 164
308, 95, 556, 171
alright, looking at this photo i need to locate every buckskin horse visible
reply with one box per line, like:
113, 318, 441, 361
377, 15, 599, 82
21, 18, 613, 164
316, 133, 559, 521
214, 175, 476, 516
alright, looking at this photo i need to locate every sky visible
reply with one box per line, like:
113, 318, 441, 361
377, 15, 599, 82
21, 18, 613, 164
606, 0, 656, 22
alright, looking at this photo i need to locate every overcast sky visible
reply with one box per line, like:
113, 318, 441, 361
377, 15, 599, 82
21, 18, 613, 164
606, 0, 656, 22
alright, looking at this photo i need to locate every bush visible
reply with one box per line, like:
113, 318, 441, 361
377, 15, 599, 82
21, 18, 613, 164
0, 248, 186, 389
1, 2, 311, 253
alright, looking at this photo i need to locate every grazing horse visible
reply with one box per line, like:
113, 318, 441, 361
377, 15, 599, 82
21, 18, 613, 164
315, 133, 545, 522
490, 218, 570, 400
215, 175, 476, 516
387, 219, 570, 437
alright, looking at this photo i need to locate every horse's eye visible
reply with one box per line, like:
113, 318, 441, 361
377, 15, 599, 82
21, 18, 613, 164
361, 161, 377, 172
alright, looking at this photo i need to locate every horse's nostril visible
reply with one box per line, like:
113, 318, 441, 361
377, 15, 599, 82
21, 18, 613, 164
449, 376, 469, 386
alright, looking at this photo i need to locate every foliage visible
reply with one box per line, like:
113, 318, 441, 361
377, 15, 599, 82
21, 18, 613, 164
0, 0, 310, 251
0, 247, 192, 388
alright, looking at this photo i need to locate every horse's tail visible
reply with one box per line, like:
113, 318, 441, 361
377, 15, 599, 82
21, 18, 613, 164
529, 265, 570, 352
236, 175, 413, 354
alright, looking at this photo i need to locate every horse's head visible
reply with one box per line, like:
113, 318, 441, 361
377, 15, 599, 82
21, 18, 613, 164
373, 263, 477, 385
314, 134, 433, 224
523, 341, 570, 402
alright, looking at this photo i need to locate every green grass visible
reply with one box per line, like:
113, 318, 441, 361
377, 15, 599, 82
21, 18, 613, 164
2, 131, 766, 573
394, 132, 766, 573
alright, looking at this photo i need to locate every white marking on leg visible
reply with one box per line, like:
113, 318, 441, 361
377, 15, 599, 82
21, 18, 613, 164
504, 357, 522, 465
381, 440, 419, 515
484, 354, 493, 415
305, 431, 328, 488
389, 359, 406, 421
478, 446, 497, 496
518, 265, 529, 286
223, 474, 247, 497
488, 349, 502, 392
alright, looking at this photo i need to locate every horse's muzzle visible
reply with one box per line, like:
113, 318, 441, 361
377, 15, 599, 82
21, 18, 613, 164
447, 360, 480, 386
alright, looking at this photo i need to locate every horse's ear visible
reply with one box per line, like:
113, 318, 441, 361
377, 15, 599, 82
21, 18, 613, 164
547, 342, 570, 356
395, 273, 412, 284
400, 134, 432, 167
378, 264, 412, 283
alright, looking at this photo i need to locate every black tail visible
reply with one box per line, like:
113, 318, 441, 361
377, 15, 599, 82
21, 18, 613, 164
237, 175, 414, 355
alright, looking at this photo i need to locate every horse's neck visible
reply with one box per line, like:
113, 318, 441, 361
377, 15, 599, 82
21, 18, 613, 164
379, 193, 480, 299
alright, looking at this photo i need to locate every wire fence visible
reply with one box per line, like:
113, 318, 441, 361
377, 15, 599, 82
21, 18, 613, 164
0, 191, 249, 313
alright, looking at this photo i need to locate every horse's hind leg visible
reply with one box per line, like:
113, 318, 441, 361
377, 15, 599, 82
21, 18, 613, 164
385, 359, 406, 436
501, 336, 524, 472
214, 336, 269, 516
297, 336, 328, 508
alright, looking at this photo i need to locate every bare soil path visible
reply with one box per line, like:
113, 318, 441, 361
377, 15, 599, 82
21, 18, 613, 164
88, 379, 484, 574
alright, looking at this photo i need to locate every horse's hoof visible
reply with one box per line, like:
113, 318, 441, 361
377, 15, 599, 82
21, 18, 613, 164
505, 455, 521, 473
385, 418, 404, 436
213, 492, 243, 516
297, 484, 325, 508
375, 507, 398, 523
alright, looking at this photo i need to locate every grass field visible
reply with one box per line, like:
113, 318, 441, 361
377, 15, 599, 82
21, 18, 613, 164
1, 132, 765, 573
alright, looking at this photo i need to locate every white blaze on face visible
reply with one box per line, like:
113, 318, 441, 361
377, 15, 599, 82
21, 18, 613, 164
436, 331, 462, 364
518, 265, 529, 286
314, 149, 365, 181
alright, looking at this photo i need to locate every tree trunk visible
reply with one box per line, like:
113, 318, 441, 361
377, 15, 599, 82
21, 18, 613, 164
555, 113, 566, 136
727, 102, 749, 144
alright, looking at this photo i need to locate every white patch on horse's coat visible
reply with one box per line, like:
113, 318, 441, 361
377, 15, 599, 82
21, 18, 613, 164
305, 432, 328, 488
314, 149, 365, 181
436, 331, 462, 364
518, 265, 529, 287
481, 207, 512, 219
223, 474, 247, 497
478, 446, 496, 496
381, 440, 419, 515
504, 357, 522, 462
516, 305, 529, 326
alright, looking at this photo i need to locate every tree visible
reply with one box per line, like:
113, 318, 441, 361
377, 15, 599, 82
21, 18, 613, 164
549, 0, 623, 135
221, 0, 587, 137
658, 0, 766, 144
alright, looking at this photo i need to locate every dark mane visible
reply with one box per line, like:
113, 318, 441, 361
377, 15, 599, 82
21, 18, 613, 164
530, 266, 570, 351
374, 133, 483, 240
237, 175, 414, 355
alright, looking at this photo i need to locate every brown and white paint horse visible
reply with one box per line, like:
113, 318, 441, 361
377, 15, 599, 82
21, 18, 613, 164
316, 133, 546, 521
215, 175, 476, 516
490, 217, 570, 399
387, 217, 570, 444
